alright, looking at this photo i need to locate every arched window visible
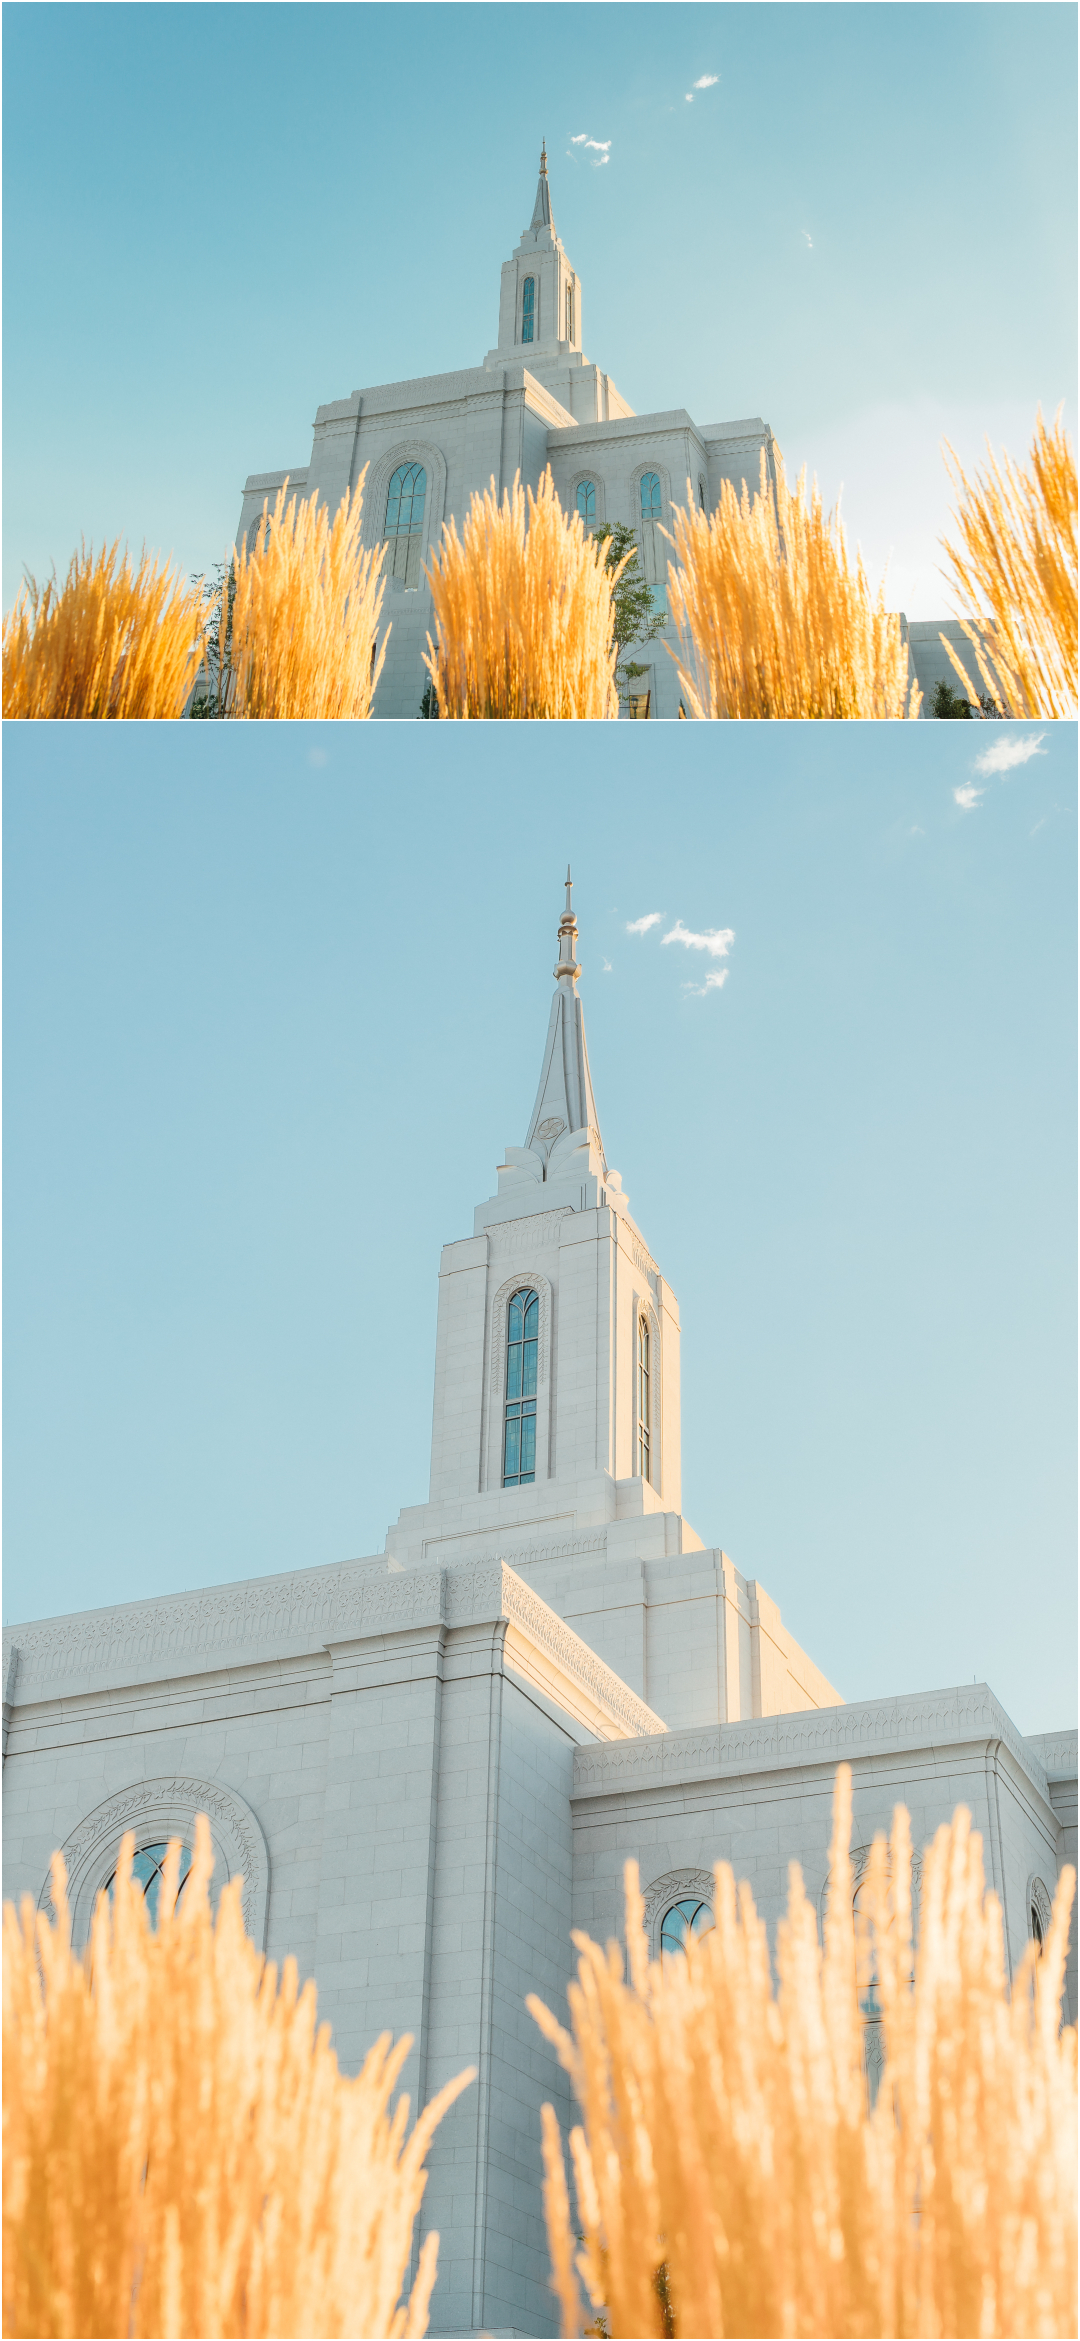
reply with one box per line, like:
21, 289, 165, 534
638, 473, 665, 614
503, 1289, 538, 1486
637, 1316, 652, 1482
106, 1841, 192, 1928
1031, 1902, 1044, 1949
521, 276, 536, 344
566, 282, 575, 344
661, 1898, 714, 1958
576, 481, 596, 525
698, 476, 707, 511
247, 512, 272, 559
384, 463, 427, 590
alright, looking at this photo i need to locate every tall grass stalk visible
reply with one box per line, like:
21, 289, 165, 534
530, 1768, 1076, 2339
3, 1818, 473, 2339
225, 475, 389, 720
2, 542, 212, 719
423, 470, 631, 718
938, 409, 1077, 719
663, 456, 920, 719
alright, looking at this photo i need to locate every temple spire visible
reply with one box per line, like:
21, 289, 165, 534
529, 141, 555, 234
525, 869, 603, 1156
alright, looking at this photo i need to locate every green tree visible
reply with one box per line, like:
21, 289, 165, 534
931, 677, 973, 719
592, 522, 667, 708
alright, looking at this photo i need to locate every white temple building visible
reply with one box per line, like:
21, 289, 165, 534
235, 149, 971, 722
3, 878, 1074, 2338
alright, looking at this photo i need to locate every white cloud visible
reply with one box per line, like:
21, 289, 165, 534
684, 971, 729, 997
570, 134, 611, 164
626, 911, 663, 934
802, 229, 813, 249
662, 919, 734, 958
602, 956, 613, 972
693, 74, 719, 87
973, 732, 1046, 775
954, 783, 984, 811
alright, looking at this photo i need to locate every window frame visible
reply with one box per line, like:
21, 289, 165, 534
521, 275, 536, 345
383, 462, 428, 591
502, 1287, 540, 1487
637, 1313, 652, 1482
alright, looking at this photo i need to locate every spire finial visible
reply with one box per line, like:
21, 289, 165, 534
540, 139, 548, 175
556, 866, 580, 988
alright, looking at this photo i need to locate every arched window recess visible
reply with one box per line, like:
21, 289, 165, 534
660, 1897, 714, 1959
576, 480, 596, 525
521, 276, 536, 345
637, 1315, 652, 1484
384, 462, 427, 590
503, 1289, 539, 1486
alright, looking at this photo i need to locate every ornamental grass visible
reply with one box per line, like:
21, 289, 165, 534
2, 541, 212, 719
3, 1817, 473, 2339
663, 454, 920, 719
422, 470, 631, 718
529, 1766, 1077, 2340
938, 409, 1077, 720
224, 474, 389, 720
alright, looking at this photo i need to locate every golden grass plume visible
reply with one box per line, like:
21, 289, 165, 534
225, 473, 389, 720
939, 408, 1077, 719
664, 455, 920, 719
529, 1767, 1077, 2339
3, 1817, 474, 2339
422, 470, 631, 718
2, 541, 212, 719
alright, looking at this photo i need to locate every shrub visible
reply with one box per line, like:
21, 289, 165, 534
3, 1817, 473, 2339
938, 408, 1077, 720
663, 455, 920, 720
529, 1767, 1076, 2339
422, 471, 631, 718
2, 541, 211, 719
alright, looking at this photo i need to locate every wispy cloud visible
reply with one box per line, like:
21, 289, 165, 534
802, 229, 813, 249
570, 133, 610, 165
684, 73, 719, 101
662, 919, 735, 959
974, 733, 1046, 775
684, 970, 729, 997
954, 783, 984, 811
602, 956, 613, 972
626, 911, 663, 934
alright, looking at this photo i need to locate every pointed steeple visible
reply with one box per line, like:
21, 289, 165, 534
529, 140, 555, 234
524, 869, 604, 1158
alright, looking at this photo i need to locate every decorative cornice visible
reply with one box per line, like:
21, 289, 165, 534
1023, 1732, 1077, 1782
446, 1562, 665, 1740
572, 1687, 1053, 1806
641, 1866, 715, 1955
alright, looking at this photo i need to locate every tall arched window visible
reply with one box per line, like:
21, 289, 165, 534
661, 1897, 714, 1959
503, 1289, 538, 1486
521, 276, 536, 344
698, 476, 707, 510
565, 282, 575, 343
576, 480, 596, 525
384, 463, 427, 589
637, 1316, 652, 1482
639, 472, 665, 614
106, 1841, 192, 1928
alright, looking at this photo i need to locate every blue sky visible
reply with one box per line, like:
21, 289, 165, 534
3, 2, 1076, 617
4, 719, 1076, 1737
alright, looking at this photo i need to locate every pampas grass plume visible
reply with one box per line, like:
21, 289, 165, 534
3, 1816, 474, 2338
226, 474, 389, 720
2, 541, 212, 719
938, 408, 1077, 719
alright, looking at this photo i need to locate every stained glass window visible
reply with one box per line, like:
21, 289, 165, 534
576, 481, 596, 525
106, 1841, 192, 1928
503, 1289, 538, 1485
660, 1898, 714, 1957
637, 1316, 651, 1482
521, 277, 535, 344
384, 463, 427, 590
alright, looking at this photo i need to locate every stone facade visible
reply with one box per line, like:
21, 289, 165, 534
4, 880, 1074, 2338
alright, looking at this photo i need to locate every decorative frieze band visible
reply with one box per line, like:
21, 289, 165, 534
488, 1208, 573, 1254
572, 1687, 1053, 1805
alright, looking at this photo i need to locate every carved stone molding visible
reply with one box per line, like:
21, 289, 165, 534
358, 437, 447, 565
641, 1866, 716, 1957
488, 1209, 572, 1255
630, 1236, 658, 1285
42, 1775, 270, 1952
445, 1562, 665, 1740
819, 1844, 925, 1932
1028, 1875, 1054, 1942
